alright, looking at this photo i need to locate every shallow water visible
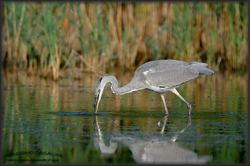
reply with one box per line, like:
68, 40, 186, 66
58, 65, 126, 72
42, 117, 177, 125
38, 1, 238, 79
2, 71, 248, 164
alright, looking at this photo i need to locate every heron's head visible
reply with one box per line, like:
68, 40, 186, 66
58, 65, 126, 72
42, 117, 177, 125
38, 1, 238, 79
93, 77, 106, 114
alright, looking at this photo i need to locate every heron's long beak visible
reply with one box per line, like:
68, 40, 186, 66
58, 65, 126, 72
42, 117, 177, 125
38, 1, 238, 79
93, 89, 103, 114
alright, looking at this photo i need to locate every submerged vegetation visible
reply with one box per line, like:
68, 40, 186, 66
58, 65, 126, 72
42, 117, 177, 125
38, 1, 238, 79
2, 2, 247, 80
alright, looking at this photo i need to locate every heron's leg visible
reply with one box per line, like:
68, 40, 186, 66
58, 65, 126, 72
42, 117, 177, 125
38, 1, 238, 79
180, 116, 191, 133
160, 94, 169, 115
170, 88, 192, 115
160, 115, 168, 134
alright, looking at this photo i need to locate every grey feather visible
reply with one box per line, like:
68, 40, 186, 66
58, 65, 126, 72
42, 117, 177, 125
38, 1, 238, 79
189, 61, 214, 76
93, 59, 214, 115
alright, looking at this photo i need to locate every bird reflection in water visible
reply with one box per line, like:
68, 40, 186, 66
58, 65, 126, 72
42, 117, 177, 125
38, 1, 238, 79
93, 115, 212, 164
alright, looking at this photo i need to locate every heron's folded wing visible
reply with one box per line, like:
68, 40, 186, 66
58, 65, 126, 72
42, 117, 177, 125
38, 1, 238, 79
145, 66, 199, 88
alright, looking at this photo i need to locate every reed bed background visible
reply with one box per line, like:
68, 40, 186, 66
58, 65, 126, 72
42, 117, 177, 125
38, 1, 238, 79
2, 2, 248, 80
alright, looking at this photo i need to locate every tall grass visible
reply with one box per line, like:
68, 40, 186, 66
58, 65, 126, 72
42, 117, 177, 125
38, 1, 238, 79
2, 2, 247, 80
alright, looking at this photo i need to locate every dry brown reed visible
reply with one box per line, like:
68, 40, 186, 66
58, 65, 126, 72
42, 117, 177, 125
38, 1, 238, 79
2, 2, 247, 80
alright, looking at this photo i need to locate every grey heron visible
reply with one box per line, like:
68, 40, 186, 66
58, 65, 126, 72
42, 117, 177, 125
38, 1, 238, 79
93, 59, 214, 115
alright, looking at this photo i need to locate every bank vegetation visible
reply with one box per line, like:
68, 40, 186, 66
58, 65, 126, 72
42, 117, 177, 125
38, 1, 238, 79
2, 2, 247, 80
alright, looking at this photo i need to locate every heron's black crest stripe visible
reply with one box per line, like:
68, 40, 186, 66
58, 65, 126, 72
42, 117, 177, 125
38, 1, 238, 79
159, 86, 165, 88
99, 77, 103, 82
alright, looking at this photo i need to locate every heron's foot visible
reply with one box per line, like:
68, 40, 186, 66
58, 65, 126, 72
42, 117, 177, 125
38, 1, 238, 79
187, 103, 192, 115
187, 116, 191, 125
164, 109, 169, 115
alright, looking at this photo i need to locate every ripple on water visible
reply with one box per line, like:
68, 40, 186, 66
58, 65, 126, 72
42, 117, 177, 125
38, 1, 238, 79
50, 112, 113, 116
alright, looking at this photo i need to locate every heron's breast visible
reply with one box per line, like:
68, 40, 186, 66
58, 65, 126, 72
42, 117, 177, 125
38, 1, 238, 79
145, 83, 170, 93
144, 79, 181, 93
147, 87, 170, 93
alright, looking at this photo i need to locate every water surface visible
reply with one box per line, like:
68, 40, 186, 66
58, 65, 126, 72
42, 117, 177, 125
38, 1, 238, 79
2, 71, 247, 164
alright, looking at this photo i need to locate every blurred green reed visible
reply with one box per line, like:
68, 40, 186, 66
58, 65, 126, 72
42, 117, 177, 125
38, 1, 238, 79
2, 2, 247, 80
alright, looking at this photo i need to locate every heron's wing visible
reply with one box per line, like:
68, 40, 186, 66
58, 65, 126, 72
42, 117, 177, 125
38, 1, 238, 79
144, 66, 199, 89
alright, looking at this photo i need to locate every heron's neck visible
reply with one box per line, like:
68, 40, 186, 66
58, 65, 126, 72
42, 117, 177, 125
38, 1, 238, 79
105, 76, 137, 95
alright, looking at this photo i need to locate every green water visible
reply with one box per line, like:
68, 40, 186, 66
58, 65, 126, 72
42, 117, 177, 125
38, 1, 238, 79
2, 72, 248, 164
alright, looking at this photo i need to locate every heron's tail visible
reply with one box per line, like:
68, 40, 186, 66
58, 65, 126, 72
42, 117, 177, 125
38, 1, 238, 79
190, 62, 214, 76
